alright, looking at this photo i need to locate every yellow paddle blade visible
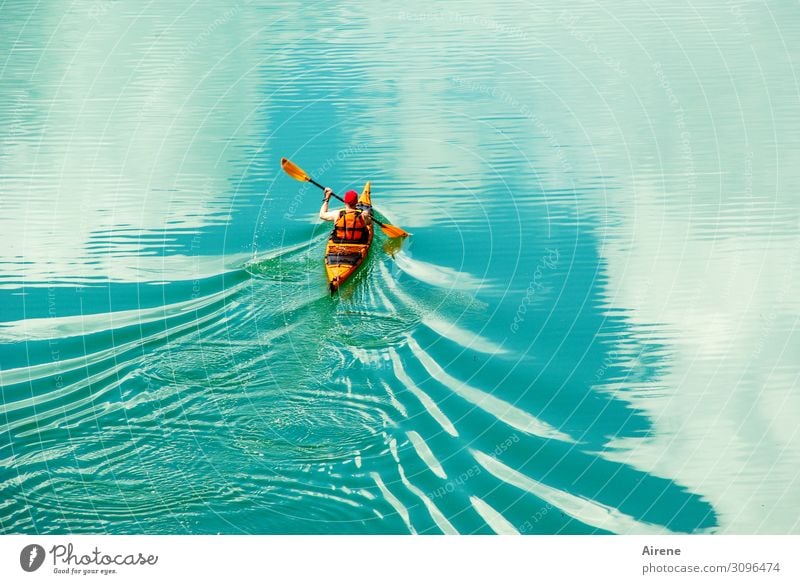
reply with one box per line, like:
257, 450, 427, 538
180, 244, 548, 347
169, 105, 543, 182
379, 223, 409, 238
280, 157, 310, 182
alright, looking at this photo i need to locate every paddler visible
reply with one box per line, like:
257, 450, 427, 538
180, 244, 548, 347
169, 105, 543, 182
319, 188, 372, 242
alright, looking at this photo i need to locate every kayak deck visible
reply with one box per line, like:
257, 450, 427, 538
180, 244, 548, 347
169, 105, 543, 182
324, 181, 373, 293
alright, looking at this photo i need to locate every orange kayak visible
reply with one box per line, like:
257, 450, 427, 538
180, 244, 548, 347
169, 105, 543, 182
324, 181, 373, 294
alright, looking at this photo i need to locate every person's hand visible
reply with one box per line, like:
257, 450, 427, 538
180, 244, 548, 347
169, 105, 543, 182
323, 188, 332, 202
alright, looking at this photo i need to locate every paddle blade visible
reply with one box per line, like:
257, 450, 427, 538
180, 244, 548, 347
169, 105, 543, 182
379, 223, 409, 238
280, 157, 310, 182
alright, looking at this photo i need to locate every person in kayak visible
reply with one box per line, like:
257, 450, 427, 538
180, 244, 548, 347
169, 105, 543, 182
319, 187, 372, 242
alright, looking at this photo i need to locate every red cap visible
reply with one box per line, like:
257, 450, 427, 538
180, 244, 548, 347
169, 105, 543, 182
344, 190, 359, 206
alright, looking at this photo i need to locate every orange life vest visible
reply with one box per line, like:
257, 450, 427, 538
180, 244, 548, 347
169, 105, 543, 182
334, 209, 367, 241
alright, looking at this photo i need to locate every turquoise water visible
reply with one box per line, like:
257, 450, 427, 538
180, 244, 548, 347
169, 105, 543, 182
1, 0, 799, 534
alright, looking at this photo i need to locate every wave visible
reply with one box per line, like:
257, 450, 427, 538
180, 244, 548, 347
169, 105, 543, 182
1, 239, 717, 534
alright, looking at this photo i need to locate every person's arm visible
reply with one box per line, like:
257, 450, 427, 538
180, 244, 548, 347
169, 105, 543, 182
361, 207, 372, 225
319, 188, 338, 221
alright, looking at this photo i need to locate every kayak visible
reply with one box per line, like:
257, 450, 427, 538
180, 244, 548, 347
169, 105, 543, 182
324, 181, 373, 294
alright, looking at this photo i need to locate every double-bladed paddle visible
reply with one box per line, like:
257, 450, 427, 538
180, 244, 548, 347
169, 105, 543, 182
281, 157, 409, 238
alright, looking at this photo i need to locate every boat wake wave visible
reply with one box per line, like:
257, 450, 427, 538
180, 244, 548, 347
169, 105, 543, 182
0, 239, 717, 534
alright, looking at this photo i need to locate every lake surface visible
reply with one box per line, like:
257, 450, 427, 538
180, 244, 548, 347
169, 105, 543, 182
1, 0, 798, 534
